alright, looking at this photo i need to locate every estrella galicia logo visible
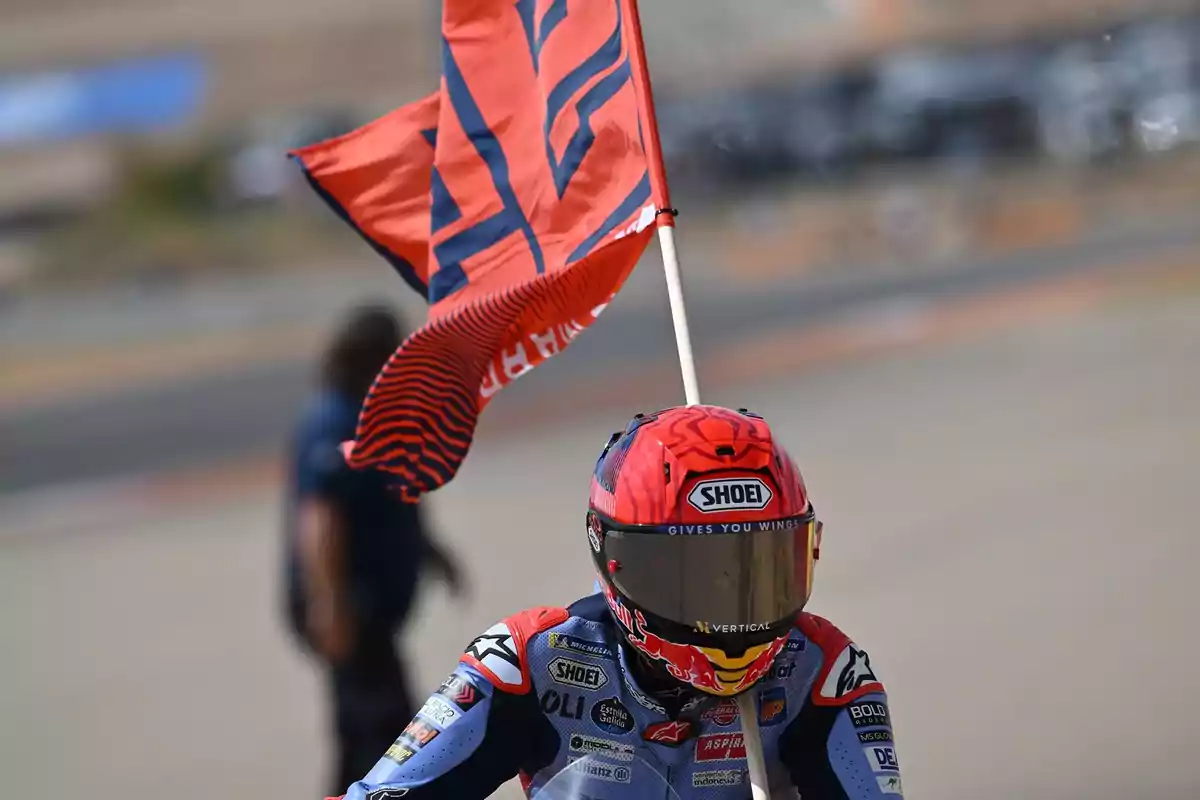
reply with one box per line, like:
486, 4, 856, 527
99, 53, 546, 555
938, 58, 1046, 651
548, 632, 615, 660
591, 696, 634, 734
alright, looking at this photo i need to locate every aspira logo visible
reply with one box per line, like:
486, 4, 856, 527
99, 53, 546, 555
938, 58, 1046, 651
548, 657, 609, 691
687, 478, 773, 513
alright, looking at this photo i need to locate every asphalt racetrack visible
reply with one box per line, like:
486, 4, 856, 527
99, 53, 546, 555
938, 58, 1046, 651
2, 284, 1198, 799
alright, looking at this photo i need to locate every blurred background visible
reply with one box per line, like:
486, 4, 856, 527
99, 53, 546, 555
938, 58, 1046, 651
2, 0, 1198, 798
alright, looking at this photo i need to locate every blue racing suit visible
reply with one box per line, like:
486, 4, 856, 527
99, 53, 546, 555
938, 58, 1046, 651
332, 594, 904, 798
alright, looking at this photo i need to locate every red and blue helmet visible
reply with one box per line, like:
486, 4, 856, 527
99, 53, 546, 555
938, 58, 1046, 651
588, 404, 821, 697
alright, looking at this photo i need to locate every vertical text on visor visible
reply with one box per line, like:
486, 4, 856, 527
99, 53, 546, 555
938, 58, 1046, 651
603, 517, 816, 631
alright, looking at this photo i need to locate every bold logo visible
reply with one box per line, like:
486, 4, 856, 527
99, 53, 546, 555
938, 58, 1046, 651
568, 759, 632, 784
400, 718, 439, 747
569, 733, 635, 761
819, 643, 881, 700
878, 775, 904, 795
464, 624, 523, 687
847, 701, 891, 729
539, 689, 584, 720
686, 478, 773, 513
384, 742, 416, 765
758, 687, 787, 726
436, 674, 482, 713
693, 769, 746, 788
591, 697, 634, 734
696, 732, 747, 762
366, 790, 410, 800
858, 729, 893, 744
642, 720, 694, 746
548, 632, 615, 660
701, 699, 739, 727
865, 745, 901, 774
548, 657, 609, 690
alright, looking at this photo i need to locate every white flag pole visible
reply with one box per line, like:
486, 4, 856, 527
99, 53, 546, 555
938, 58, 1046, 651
655, 224, 701, 406
620, 2, 772, 796
736, 691, 773, 800
659, 207, 772, 800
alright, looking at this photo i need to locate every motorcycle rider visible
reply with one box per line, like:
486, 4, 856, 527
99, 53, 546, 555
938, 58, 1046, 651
328, 404, 904, 798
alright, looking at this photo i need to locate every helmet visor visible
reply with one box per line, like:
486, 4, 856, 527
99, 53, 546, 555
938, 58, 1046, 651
602, 514, 816, 632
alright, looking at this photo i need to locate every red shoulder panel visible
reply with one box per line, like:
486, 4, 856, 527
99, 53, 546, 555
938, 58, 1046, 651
460, 606, 569, 695
797, 612, 886, 707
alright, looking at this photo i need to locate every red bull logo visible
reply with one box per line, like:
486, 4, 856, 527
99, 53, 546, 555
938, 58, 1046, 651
602, 586, 786, 696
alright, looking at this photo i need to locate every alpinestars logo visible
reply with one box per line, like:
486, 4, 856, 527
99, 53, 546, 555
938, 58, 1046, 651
819, 643, 881, 700
464, 623, 522, 687
642, 720, 693, 746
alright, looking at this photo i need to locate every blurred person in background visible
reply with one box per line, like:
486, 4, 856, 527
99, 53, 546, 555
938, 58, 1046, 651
282, 303, 469, 796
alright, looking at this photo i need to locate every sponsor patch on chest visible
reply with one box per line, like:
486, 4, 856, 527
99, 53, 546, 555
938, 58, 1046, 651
549, 657, 609, 690
693, 769, 746, 787
695, 732, 746, 762
569, 733, 635, 762
591, 696, 634, 734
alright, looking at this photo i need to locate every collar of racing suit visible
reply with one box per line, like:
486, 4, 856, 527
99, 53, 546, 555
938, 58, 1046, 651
619, 640, 703, 718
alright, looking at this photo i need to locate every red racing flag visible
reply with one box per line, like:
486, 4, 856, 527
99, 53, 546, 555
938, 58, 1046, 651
291, 0, 660, 500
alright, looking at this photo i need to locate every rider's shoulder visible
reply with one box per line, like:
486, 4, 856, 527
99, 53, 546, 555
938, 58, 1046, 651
458, 594, 619, 693
794, 612, 887, 707
458, 606, 571, 695
459, 605, 570, 695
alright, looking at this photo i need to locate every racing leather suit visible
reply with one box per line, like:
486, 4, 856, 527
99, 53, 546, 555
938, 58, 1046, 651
331, 594, 904, 799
